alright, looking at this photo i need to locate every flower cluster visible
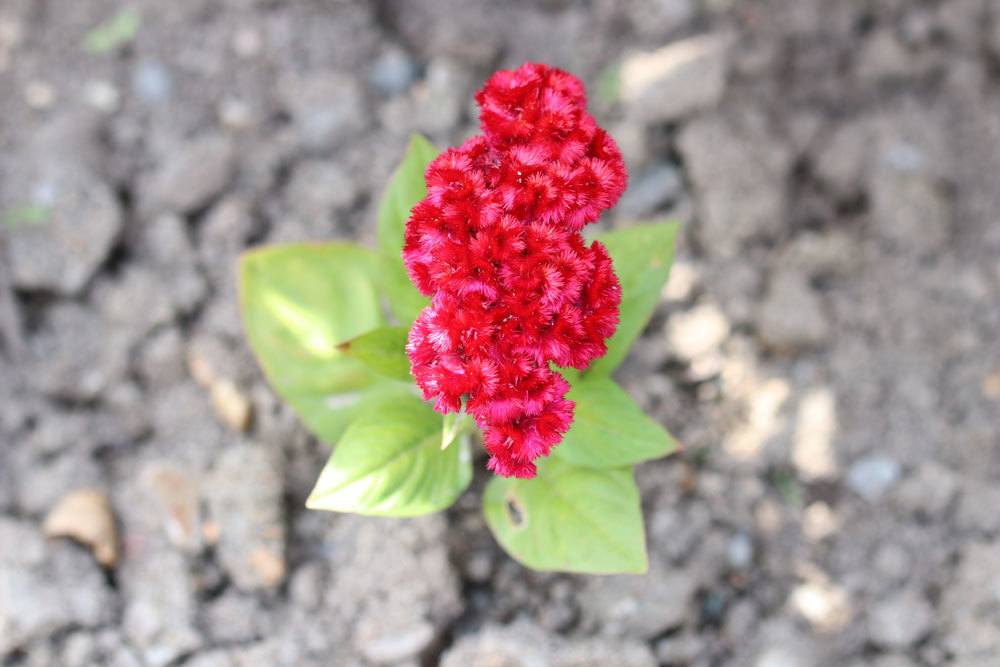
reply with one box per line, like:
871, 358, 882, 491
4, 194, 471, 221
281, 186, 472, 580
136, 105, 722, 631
404, 63, 627, 478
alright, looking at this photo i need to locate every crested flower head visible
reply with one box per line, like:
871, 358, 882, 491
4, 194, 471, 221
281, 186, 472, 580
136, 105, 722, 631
404, 63, 627, 478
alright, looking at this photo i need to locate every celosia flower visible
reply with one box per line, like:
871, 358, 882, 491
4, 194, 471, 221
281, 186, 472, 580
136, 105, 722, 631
404, 63, 627, 478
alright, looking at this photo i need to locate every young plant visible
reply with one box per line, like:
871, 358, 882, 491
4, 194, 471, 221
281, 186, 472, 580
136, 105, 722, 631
240, 63, 680, 574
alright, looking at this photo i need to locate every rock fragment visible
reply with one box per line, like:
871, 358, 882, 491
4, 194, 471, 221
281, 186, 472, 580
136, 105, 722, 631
42, 488, 119, 567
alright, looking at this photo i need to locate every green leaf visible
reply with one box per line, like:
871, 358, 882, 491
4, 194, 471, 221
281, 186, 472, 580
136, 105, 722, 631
84, 7, 140, 54
307, 394, 472, 516
340, 326, 411, 382
590, 221, 680, 375
441, 411, 474, 450
239, 242, 384, 444
483, 458, 648, 574
377, 134, 438, 326
554, 375, 678, 468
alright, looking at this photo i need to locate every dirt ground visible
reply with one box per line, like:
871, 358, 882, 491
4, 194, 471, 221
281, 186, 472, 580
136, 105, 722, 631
1, 1, 999, 666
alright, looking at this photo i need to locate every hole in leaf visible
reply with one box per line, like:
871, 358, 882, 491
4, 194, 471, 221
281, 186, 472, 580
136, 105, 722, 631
504, 492, 527, 529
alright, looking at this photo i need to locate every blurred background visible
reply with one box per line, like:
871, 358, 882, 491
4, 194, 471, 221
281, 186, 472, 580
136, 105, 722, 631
1, 1, 999, 666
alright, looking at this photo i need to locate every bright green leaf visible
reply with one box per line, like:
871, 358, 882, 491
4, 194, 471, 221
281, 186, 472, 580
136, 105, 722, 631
377, 134, 438, 326
239, 242, 384, 444
307, 394, 472, 516
2, 204, 49, 228
340, 326, 411, 382
84, 7, 140, 54
590, 221, 680, 375
554, 375, 678, 468
441, 411, 474, 450
483, 458, 648, 574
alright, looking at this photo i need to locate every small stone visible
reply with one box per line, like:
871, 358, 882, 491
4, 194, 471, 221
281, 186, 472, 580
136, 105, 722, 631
136, 328, 187, 389
792, 387, 839, 482
359, 622, 435, 664
143, 134, 235, 214
802, 502, 839, 541
369, 45, 419, 96
871, 140, 951, 255
83, 79, 121, 113
210, 380, 253, 433
868, 589, 935, 649
615, 162, 684, 219
27, 303, 128, 401
668, 301, 730, 361
132, 60, 172, 103
679, 114, 791, 257
441, 620, 657, 667
284, 160, 359, 221
856, 30, 914, 81
777, 231, 860, 278
892, 462, 959, 519
9, 168, 123, 295
203, 593, 263, 644
847, 455, 901, 502
956, 482, 1000, 534
580, 561, 697, 638
43, 488, 119, 567
279, 71, 368, 149
941, 540, 1000, 658
621, 33, 731, 123
121, 550, 202, 666
141, 462, 202, 552
813, 120, 872, 198
790, 580, 852, 633
24, 80, 56, 109
655, 632, 704, 665
727, 531, 754, 570
755, 271, 829, 352
0, 518, 114, 654
207, 445, 286, 591
231, 27, 262, 58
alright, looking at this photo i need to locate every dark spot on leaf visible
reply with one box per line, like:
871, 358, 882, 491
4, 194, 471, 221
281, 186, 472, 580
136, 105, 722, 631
504, 492, 527, 529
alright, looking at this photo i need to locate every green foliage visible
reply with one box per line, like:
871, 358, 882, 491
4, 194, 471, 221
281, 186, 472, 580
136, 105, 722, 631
238, 133, 683, 571
239, 243, 383, 444
554, 375, 678, 469
484, 458, 648, 574
84, 7, 140, 54
590, 221, 680, 375
341, 326, 411, 382
307, 394, 472, 516
377, 134, 437, 326
2, 204, 49, 228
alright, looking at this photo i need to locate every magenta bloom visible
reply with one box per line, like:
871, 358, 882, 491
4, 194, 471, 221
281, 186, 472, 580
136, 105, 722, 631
404, 63, 627, 478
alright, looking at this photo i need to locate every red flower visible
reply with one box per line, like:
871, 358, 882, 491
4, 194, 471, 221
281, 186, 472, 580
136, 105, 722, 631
404, 63, 626, 478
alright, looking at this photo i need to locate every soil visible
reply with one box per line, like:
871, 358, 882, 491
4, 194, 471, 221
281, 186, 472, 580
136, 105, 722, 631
1, 1, 999, 666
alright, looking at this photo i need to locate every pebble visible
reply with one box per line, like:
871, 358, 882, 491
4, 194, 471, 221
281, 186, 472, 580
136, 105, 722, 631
668, 301, 730, 361
0, 518, 114, 654
868, 589, 935, 649
727, 531, 754, 570
133, 60, 173, 103
440, 620, 657, 667
83, 79, 121, 113
26, 303, 128, 401
846, 455, 901, 502
207, 445, 287, 591
790, 580, 852, 633
892, 462, 959, 519
580, 561, 697, 638
141, 462, 202, 552
209, 379, 253, 432
142, 134, 235, 214
369, 45, 419, 96
42, 488, 119, 567
620, 32, 732, 123
359, 622, 435, 664
755, 271, 830, 352
679, 114, 791, 257
8, 168, 123, 295
279, 71, 368, 149
24, 80, 56, 109
121, 550, 202, 666
615, 162, 684, 219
